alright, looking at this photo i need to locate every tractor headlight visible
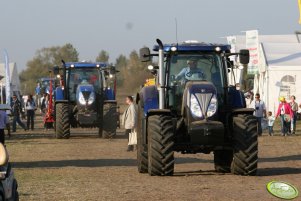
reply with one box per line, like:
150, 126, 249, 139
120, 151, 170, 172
87, 92, 95, 105
190, 94, 203, 118
78, 92, 86, 105
207, 94, 217, 117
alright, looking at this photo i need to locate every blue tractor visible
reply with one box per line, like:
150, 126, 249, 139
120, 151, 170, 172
53, 61, 119, 139
136, 39, 258, 176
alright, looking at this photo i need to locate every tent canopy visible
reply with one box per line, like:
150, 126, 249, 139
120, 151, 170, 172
0, 62, 20, 92
262, 43, 301, 68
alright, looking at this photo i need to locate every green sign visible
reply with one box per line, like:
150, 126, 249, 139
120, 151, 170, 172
267, 181, 299, 200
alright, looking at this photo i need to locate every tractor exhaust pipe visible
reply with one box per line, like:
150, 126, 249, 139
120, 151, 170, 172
156, 39, 165, 109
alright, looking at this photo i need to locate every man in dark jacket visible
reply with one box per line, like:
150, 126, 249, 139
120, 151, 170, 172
11, 95, 27, 132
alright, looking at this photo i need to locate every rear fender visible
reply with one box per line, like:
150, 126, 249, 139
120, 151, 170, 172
55, 87, 64, 101
228, 86, 246, 108
139, 86, 159, 116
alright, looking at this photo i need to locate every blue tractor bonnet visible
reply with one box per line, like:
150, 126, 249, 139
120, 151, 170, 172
76, 84, 95, 101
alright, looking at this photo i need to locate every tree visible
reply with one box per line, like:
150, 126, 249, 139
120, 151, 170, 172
20, 43, 79, 94
120, 50, 152, 93
115, 54, 128, 85
96, 50, 109, 62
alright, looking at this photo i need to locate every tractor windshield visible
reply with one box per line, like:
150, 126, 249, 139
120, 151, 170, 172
169, 53, 224, 92
67, 68, 102, 101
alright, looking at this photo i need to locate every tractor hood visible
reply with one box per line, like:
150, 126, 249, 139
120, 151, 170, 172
182, 81, 218, 120
76, 83, 96, 107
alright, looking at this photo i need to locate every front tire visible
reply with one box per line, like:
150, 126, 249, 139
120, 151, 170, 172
55, 103, 70, 139
231, 114, 258, 176
148, 115, 174, 176
102, 102, 118, 138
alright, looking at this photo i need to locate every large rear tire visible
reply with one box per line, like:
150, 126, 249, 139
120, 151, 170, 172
136, 102, 148, 173
55, 103, 70, 139
231, 114, 258, 176
102, 102, 118, 139
214, 150, 233, 173
148, 115, 174, 176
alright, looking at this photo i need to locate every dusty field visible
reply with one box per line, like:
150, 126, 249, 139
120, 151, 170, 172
5, 118, 301, 201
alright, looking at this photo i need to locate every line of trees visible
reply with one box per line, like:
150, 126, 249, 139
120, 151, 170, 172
19, 44, 153, 95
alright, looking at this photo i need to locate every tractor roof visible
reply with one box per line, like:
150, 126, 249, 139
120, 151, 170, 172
40, 78, 55, 81
64, 62, 108, 68
153, 41, 230, 52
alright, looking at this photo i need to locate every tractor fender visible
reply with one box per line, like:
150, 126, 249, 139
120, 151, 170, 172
147, 109, 171, 117
138, 86, 159, 116
55, 87, 64, 101
231, 108, 254, 116
55, 100, 69, 105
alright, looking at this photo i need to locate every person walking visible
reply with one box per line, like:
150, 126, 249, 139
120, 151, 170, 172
267, 111, 275, 136
275, 97, 293, 136
289, 95, 298, 134
25, 95, 36, 130
250, 93, 266, 136
11, 95, 27, 132
122, 96, 137, 152
0, 107, 8, 144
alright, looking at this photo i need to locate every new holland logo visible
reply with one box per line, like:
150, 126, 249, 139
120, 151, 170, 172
201, 89, 206, 93
267, 181, 299, 200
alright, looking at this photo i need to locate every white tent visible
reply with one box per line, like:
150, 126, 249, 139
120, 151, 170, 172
261, 43, 301, 113
226, 34, 301, 113
0, 62, 21, 94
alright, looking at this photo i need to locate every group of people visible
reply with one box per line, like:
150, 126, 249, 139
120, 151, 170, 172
251, 93, 300, 136
0, 93, 51, 144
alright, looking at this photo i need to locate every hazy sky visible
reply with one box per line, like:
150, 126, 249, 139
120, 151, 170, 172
0, 0, 299, 71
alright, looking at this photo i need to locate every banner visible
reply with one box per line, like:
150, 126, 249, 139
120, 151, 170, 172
4, 50, 11, 104
246, 30, 259, 75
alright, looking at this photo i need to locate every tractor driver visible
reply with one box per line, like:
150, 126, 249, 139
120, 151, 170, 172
175, 58, 205, 81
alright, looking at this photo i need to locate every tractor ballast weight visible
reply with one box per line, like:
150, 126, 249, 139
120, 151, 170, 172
136, 39, 258, 176
53, 62, 119, 139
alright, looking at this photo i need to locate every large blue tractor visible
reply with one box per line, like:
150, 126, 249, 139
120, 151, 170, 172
53, 61, 119, 139
136, 39, 258, 176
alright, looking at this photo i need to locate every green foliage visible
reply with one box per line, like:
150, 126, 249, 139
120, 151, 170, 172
116, 50, 152, 94
96, 50, 109, 62
115, 54, 128, 85
20, 43, 79, 94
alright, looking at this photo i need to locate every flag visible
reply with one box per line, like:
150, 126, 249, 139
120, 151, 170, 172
4, 50, 11, 104
299, 0, 301, 24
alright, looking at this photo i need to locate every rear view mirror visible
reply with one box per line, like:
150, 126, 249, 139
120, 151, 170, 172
53, 66, 60, 75
140, 47, 151, 62
239, 49, 250, 65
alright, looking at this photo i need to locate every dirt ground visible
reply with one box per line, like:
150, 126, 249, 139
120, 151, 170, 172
5, 116, 301, 201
